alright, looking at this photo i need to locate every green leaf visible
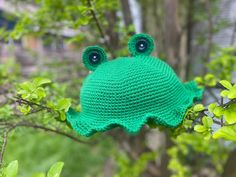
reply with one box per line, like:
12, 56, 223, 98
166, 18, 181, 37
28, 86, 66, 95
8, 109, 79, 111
34, 87, 46, 100
0, 104, 14, 119
224, 103, 236, 124
208, 103, 217, 113
202, 116, 213, 128
183, 119, 193, 129
193, 104, 205, 112
77, 5, 90, 14
228, 88, 236, 99
203, 132, 212, 140
3, 160, 18, 177
213, 126, 236, 141
220, 90, 230, 97
33, 78, 51, 87
19, 81, 34, 91
31, 173, 46, 177
194, 125, 207, 133
59, 111, 66, 121
213, 106, 224, 117
219, 80, 232, 89
46, 101, 55, 109
56, 98, 71, 111
17, 105, 31, 115
204, 74, 216, 86
47, 162, 64, 177
194, 77, 203, 84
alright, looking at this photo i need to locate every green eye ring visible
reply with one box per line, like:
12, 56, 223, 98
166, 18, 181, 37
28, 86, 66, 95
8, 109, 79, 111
82, 46, 107, 71
128, 33, 154, 56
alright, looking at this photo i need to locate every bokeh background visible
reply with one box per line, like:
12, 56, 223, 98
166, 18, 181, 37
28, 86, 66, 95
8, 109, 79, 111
1, 0, 236, 177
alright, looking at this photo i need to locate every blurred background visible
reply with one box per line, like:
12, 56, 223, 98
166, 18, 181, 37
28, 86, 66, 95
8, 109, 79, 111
1, 0, 236, 177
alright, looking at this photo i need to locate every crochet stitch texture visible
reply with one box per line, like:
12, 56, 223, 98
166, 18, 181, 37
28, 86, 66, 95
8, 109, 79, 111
66, 33, 204, 137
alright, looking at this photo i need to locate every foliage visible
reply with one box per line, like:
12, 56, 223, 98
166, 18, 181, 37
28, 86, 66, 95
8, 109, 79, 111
168, 133, 230, 177
168, 46, 236, 176
47, 162, 64, 177
4, 130, 113, 177
195, 73, 217, 87
114, 151, 157, 177
4, 0, 125, 52
0, 58, 20, 84
208, 47, 236, 80
190, 48, 236, 142
190, 79, 236, 142
220, 80, 236, 100
195, 47, 236, 85
1, 160, 18, 177
15, 77, 71, 120
1, 0, 236, 177
0, 161, 64, 177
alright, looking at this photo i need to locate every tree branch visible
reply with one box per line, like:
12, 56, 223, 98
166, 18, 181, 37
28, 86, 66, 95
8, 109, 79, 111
204, 0, 213, 75
0, 121, 94, 145
205, 82, 235, 90
0, 128, 13, 168
222, 99, 236, 108
15, 97, 52, 112
87, 0, 115, 58
206, 89, 220, 104
17, 122, 94, 144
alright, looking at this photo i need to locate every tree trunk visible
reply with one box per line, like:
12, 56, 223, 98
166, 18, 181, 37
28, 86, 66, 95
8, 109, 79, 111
139, 0, 149, 33
105, 10, 120, 53
186, 0, 194, 80
163, 0, 181, 72
159, 132, 173, 177
120, 0, 134, 35
139, 0, 164, 56
204, 0, 213, 75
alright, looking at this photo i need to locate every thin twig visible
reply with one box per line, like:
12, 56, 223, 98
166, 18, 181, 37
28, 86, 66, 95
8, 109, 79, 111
225, 122, 236, 126
15, 97, 52, 112
207, 89, 220, 104
0, 121, 97, 166
222, 99, 236, 108
86, 0, 115, 58
0, 128, 13, 168
0, 121, 93, 145
213, 119, 223, 126
16, 122, 93, 144
205, 82, 235, 90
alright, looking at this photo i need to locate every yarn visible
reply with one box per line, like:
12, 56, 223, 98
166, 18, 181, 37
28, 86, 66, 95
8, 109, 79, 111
66, 33, 204, 137
82, 46, 107, 71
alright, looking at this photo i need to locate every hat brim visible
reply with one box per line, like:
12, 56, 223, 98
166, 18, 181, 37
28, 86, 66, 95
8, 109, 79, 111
66, 81, 204, 137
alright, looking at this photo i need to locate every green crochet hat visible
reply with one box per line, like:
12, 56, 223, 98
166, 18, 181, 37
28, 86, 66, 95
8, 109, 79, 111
66, 33, 204, 137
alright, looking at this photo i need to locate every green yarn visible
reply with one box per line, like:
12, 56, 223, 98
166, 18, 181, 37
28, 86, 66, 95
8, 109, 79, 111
66, 33, 204, 137
128, 33, 154, 56
82, 46, 107, 71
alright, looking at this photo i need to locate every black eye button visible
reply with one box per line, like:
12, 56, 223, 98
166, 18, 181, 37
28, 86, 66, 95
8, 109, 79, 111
89, 51, 101, 65
136, 38, 149, 53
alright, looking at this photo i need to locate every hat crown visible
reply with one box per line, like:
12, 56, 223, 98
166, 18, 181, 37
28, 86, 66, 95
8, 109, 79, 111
80, 55, 186, 119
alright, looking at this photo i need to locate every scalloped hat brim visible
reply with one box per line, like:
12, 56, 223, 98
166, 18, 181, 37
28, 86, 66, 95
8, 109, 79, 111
66, 81, 204, 137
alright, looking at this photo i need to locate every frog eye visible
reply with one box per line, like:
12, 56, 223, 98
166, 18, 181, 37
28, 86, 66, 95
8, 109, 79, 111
128, 33, 154, 56
82, 46, 107, 71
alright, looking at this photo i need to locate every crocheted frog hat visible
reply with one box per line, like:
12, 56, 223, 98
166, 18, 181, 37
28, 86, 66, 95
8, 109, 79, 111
66, 33, 204, 137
